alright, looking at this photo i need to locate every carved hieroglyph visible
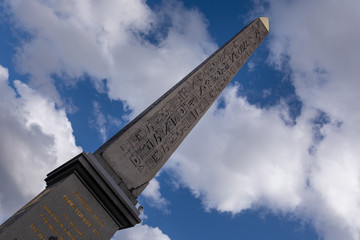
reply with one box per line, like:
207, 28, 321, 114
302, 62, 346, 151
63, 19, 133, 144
95, 17, 269, 194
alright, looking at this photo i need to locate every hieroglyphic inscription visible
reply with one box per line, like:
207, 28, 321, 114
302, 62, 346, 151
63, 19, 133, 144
99, 18, 269, 190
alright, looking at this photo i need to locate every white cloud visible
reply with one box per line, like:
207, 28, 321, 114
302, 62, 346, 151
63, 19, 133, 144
91, 101, 108, 141
263, 0, 360, 239
247, 61, 256, 72
142, 177, 169, 211
167, 86, 312, 213
9, 0, 154, 103
113, 223, 170, 240
89, 101, 124, 142
6, 0, 216, 116
0, 65, 82, 221
262, 89, 271, 98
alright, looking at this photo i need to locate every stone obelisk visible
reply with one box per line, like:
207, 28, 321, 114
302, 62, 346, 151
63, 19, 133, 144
0, 17, 269, 240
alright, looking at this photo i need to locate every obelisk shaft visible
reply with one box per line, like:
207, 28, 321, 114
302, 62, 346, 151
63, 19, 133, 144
0, 17, 269, 239
94, 17, 269, 195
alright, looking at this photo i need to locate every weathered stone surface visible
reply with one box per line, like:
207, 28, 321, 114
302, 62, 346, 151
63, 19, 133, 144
94, 17, 269, 195
0, 174, 118, 240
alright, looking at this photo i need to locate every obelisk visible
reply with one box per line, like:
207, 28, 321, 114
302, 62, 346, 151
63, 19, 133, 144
0, 17, 269, 240
93, 17, 269, 197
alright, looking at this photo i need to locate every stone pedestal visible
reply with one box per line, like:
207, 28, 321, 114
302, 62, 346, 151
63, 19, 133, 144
0, 153, 141, 240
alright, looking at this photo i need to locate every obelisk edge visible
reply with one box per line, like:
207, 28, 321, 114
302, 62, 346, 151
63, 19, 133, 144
259, 17, 269, 31
96, 17, 270, 192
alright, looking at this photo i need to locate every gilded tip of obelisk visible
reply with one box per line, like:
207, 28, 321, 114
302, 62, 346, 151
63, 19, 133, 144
259, 17, 269, 31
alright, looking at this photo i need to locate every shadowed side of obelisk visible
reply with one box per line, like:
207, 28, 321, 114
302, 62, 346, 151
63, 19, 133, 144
94, 17, 269, 196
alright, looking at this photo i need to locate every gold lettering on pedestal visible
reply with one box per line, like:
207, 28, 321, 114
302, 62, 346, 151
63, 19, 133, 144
73, 190, 105, 228
39, 213, 67, 240
74, 208, 92, 228
64, 214, 83, 236
62, 190, 105, 237
63, 194, 76, 209
29, 224, 46, 240
74, 208, 99, 237
44, 205, 76, 240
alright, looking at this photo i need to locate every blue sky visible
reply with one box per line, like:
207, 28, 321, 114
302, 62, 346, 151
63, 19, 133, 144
0, 0, 360, 239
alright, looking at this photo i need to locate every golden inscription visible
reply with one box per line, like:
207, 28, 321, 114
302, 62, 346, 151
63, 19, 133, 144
43, 205, 76, 240
74, 208, 100, 237
73, 190, 105, 228
62, 190, 104, 237
64, 214, 83, 236
93, 228, 100, 236
74, 208, 92, 228
63, 194, 76, 209
40, 214, 61, 238
29, 224, 46, 240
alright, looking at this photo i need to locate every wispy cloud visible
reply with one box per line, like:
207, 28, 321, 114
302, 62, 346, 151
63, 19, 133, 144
89, 101, 122, 142
247, 61, 256, 72
142, 178, 170, 212
90, 101, 107, 141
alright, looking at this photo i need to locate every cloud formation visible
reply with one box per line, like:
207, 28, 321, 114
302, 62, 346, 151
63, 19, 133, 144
0, 65, 82, 221
167, 85, 313, 215
165, 0, 360, 239
265, 0, 360, 239
89, 101, 122, 142
142, 178, 170, 211
7, 0, 216, 115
